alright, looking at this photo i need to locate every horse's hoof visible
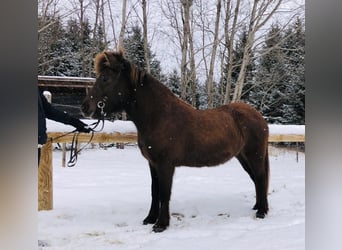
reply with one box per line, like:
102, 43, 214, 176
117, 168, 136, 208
152, 224, 167, 233
143, 219, 155, 225
143, 216, 157, 225
256, 211, 266, 219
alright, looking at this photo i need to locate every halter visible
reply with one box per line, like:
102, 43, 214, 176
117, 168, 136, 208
96, 95, 108, 117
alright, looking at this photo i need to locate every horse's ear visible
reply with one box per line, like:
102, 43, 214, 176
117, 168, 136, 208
95, 50, 127, 76
94, 52, 112, 76
103, 52, 112, 67
118, 47, 125, 57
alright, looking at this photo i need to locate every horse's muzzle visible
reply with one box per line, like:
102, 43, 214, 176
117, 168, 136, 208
80, 101, 95, 118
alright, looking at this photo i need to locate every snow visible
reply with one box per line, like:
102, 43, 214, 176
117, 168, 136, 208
268, 124, 305, 135
47, 120, 137, 134
38, 143, 305, 249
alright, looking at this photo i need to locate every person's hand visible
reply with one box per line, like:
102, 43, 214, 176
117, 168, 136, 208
76, 124, 92, 133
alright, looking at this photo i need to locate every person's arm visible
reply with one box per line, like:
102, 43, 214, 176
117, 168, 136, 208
40, 92, 91, 133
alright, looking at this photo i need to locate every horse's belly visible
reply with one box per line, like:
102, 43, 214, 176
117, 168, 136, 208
178, 148, 234, 167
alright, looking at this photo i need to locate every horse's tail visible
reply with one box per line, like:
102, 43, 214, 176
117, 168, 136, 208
265, 146, 270, 196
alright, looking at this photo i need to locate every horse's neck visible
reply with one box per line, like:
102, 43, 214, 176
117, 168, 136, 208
128, 73, 175, 131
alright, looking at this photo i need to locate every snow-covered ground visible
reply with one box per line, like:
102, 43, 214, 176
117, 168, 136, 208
38, 142, 305, 250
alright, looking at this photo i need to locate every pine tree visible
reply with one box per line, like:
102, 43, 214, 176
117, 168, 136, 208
123, 25, 163, 80
165, 69, 181, 97
120, 25, 166, 121
38, 15, 66, 75
249, 24, 286, 123
63, 18, 94, 77
250, 20, 305, 124
38, 15, 107, 77
94, 22, 108, 52
281, 17, 305, 124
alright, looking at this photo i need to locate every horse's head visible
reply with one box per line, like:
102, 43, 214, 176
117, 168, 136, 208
81, 50, 135, 119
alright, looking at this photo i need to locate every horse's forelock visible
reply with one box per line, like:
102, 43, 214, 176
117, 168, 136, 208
94, 53, 109, 77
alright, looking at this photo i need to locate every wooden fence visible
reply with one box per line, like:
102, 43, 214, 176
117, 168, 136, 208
38, 129, 304, 211
38, 75, 95, 88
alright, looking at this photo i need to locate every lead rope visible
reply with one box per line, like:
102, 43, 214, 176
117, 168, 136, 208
67, 99, 107, 167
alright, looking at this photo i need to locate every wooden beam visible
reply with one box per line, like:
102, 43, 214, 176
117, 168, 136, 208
48, 132, 138, 143
38, 75, 95, 88
48, 132, 304, 143
268, 134, 305, 142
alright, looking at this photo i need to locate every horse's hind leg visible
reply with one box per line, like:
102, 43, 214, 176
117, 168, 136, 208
252, 148, 269, 218
236, 154, 255, 183
238, 147, 269, 218
236, 154, 257, 207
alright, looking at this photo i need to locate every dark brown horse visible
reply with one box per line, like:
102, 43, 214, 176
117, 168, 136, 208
81, 50, 270, 232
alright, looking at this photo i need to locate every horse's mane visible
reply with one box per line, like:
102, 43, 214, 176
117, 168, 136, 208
129, 61, 143, 84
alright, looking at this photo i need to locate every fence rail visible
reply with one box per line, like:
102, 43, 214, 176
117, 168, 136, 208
49, 132, 138, 143
48, 131, 304, 143
38, 75, 95, 88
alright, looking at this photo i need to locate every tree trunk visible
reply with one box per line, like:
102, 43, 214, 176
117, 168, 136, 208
88, 0, 100, 77
142, 0, 151, 73
207, 0, 221, 108
180, 0, 192, 100
223, 0, 240, 104
100, 0, 107, 46
107, 0, 117, 48
189, 19, 197, 107
231, 0, 282, 102
119, 0, 128, 120
119, 0, 127, 49
79, 0, 86, 77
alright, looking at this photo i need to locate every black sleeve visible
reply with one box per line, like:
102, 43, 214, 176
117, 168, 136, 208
40, 92, 85, 129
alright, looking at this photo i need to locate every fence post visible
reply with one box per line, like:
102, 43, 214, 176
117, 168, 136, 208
38, 139, 53, 210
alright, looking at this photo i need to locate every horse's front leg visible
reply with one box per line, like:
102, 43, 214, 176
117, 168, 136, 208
143, 163, 160, 225
152, 164, 175, 233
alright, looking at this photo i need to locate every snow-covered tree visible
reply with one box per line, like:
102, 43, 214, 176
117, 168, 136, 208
38, 15, 107, 77
165, 69, 181, 97
280, 17, 305, 124
249, 19, 305, 124
123, 25, 163, 81
38, 15, 65, 75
